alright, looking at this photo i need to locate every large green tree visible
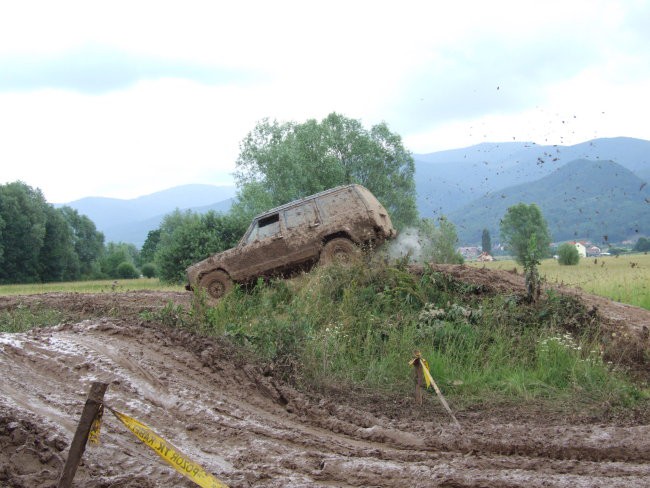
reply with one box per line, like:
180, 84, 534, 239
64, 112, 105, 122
500, 203, 552, 302
40, 206, 79, 282
140, 229, 161, 266
59, 206, 104, 278
0, 182, 48, 283
0, 182, 104, 284
481, 228, 492, 255
235, 112, 418, 228
155, 210, 247, 283
500, 203, 552, 265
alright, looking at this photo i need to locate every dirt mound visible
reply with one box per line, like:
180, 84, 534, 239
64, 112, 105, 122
0, 291, 190, 321
424, 264, 650, 371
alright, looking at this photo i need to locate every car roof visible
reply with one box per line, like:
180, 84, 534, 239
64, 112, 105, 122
253, 184, 361, 220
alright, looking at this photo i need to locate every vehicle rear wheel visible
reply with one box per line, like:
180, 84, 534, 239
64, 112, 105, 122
319, 238, 360, 266
199, 270, 233, 300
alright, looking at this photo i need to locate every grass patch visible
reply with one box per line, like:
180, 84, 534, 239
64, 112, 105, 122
177, 260, 646, 412
0, 278, 184, 296
0, 306, 64, 333
473, 253, 650, 310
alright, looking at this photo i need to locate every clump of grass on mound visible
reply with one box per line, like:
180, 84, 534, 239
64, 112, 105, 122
190, 261, 645, 410
0, 306, 64, 333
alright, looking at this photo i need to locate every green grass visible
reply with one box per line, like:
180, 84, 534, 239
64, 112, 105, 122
473, 254, 650, 310
170, 261, 647, 412
0, 307, 65, 333
0, 278, 184, 296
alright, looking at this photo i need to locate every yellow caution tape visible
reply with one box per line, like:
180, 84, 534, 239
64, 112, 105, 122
88, 403, 104, 445
409, 351, 434, 388
108, 407, 228, 488
409, 351, 462, 427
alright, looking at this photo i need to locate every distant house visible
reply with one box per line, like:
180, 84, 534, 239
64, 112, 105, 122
477, 252, 495, 262
571, 241, 587, 258
586, 245, 602, 257
458, 246, 481, 260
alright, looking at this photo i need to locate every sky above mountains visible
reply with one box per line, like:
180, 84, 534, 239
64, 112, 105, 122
1, 0, 649, 203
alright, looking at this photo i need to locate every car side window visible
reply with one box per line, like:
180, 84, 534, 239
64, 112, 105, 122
284, 202, 316, 229
256, 213, 281, 239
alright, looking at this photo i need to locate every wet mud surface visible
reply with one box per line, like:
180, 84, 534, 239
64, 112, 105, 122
1, 267, 650, 487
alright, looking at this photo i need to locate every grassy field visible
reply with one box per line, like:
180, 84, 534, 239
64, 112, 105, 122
0, 278, 184, 296
471, 253, 650, 310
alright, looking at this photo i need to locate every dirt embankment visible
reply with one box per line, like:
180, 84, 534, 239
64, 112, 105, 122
425, 264, 650, 371
1, 268, 650, 487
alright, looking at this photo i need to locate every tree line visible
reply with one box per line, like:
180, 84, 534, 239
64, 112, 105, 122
0, 181, 157, 284
2, 112, 563, 287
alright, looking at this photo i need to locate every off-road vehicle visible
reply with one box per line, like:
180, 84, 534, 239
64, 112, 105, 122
186, 184, 396, 299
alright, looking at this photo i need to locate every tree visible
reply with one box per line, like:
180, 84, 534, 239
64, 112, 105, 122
500, 204, 551, 265
140, 229, 161, 266
155, 210, 246, 283
0, 182, 48, 283
40, 206, 79, 282
116, 261, 140, 279
481, 228, 492, 255
59, 206, 105, 278
141, 263, 157, 278
235, 112, 418, 228
557, 242, 580, 265
100, 242, 139, 279
500, 203, 552, 302
633, 237, 650, 252
420, 217, 464, 264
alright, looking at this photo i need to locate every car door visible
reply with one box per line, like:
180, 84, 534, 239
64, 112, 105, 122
237, 213, 290, 278
283, 201, 321, 264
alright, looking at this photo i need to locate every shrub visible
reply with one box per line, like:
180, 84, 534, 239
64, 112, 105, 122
116, 261, 140, 279
633, 237, 650, 252
141, 263, 157, 278
557, 243, 580, 265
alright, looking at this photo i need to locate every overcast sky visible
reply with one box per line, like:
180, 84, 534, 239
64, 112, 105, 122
1, 0, 649, 203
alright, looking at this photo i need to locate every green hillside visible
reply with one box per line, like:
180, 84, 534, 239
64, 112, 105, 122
415, 137, 650, 219
449, 159, 650, 244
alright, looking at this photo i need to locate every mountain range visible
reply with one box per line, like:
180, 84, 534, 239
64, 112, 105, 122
448, 159, 649, 244
56, 185, 237, 246
413, 136, 650, 218
58, 137, 650, 247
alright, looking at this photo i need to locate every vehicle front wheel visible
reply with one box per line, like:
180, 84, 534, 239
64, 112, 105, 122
319, 238, 360, 266
199, 270, 233, 301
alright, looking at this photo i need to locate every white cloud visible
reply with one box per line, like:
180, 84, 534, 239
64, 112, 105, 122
0, 0, 649, 202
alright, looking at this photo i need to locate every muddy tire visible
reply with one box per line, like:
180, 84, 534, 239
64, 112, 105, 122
199, 270, 233, 300
319, 238, 360, 266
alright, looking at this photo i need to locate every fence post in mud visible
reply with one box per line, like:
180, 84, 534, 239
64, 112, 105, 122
57, 381, 108, 488
413, 357, 425, 406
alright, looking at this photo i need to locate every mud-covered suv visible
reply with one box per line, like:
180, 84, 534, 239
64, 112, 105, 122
186, 184, 396, 299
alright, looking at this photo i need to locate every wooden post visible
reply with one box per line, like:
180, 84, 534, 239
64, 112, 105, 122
414, 357, 424, 406
57, 381, 108, 488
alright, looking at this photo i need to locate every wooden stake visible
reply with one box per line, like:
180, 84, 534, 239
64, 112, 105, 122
57, 382, 108, 488
414, 358, 424, 406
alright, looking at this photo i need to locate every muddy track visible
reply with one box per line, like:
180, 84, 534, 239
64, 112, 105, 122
2, 314, 650, 487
